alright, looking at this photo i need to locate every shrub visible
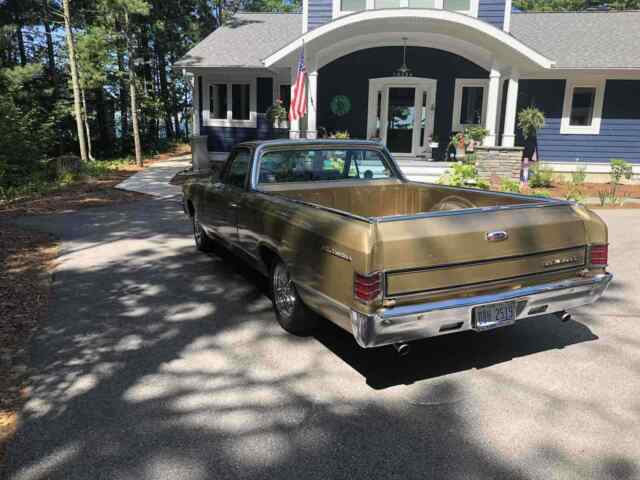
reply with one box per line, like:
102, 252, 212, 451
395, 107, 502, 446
266, 99, 287, 123
610, 158, 632, 185
532, 189, 551, 198
500, 178, 520, 193
330, 130, 350, 139
465, 126, 489, 143
529, 164, 554, 188
439, 162, 489, 190
517, 107, 545, 140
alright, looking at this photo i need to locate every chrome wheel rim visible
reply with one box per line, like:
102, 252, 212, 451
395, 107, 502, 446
193, 212, 203, 245
273, 263, 296, 320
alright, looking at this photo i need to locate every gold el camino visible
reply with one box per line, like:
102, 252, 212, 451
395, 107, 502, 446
182, 140, 612, 354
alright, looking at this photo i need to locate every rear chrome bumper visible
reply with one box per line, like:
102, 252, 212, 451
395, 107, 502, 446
350, 273, 612, 348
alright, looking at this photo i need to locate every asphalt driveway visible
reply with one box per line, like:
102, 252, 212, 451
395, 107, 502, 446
5, 200, 640, 480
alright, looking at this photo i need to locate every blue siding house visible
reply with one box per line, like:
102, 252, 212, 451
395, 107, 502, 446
175, 5, 640, 177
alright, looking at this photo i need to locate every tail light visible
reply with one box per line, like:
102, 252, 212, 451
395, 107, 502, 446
589, 244, 608, 267
354, 272, 382, 303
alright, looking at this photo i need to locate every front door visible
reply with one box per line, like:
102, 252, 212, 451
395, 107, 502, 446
367, 77, 437, 158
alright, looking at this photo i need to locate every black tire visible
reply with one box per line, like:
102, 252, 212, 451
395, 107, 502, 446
192, 210, 216, 252
270, 259, 319, 335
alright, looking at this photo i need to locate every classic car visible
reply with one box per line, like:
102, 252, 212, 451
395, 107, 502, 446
182, 139, 612, 354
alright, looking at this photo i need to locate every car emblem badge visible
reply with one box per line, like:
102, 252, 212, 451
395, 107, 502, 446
486, 230, 508, 242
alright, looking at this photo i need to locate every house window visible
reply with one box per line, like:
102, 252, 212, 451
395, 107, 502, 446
334, 0, 477, 17
444, 0, 471, 12
452, 79, 488, 132
204, 79, 256, 127
561, 79, 605, 134
209, 84, 227, 120
341, 0, 366, 11
232, 84, 250, 120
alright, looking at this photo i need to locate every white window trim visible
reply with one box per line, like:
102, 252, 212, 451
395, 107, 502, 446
451, 78, 489, 132
203, 77, 257, 128
560, 78, 606, 135
332, 0, 478, 19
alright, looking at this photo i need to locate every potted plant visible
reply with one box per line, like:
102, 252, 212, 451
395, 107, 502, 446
517, 106, 545, 160
266, 98, 288, 128
464, 126, 489, 152
449, 132, 467, 160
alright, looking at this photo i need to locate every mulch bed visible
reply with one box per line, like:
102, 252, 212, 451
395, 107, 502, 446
0, 224, 58, 470
0, 147, 190, 470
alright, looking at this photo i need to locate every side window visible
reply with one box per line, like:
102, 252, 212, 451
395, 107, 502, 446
222, 149, 251, 189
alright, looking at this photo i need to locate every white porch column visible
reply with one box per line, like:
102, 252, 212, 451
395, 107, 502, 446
192, 74, 200, 136
289, 66, 300, 139
502, 74, 520, 147
306, 70, 318, 139
483, 68, 502, 147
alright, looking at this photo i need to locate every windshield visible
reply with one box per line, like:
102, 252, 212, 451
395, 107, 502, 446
257, 148, 396, 185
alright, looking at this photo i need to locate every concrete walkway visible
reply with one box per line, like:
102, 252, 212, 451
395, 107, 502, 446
116, 156, 191, 199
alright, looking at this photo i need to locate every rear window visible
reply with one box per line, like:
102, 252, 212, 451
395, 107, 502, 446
257, 148, 395, 185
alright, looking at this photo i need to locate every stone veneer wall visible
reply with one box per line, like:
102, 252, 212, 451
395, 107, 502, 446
475, 146, 524, 181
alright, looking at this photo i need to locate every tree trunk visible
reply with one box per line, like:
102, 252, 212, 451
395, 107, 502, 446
155, 42, 174, 140
16, 24, 27, 66
117, 44, 129, 151
124, 11, 143, 167
43, 0, 56, 78
81, 86, 94, 160
63, 0, 88, 162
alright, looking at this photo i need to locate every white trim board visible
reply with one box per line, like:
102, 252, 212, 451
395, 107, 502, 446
560, 78, 606, 135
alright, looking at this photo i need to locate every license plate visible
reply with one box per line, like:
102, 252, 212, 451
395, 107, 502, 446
473, 301, 517, 330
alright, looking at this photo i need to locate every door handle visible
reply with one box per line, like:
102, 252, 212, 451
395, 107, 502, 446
229, 202, 239, 208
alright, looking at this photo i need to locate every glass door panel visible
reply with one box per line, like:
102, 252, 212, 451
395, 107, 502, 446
387, 87, 415, 154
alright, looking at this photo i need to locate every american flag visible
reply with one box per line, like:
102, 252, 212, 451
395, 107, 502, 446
289, 47, 307, 122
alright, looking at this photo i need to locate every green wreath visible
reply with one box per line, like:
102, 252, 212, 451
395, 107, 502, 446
330, 95, 351, 117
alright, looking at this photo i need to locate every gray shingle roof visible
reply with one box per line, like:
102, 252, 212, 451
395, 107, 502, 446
175, 13, 302, 68
511, 11, 640, 69
176, 10, 640, 70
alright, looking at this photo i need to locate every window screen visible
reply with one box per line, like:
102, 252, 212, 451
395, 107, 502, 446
342, 0, 366, 10
444, 0, 471, 10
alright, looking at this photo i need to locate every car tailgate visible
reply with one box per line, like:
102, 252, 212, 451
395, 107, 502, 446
374, 204, 587, 296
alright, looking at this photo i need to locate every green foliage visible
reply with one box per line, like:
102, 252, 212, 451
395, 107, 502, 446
330, 131, 351, 139
517, 107, 545, 140
500, 177, 521, 193
565, 166, 587, 203
266, 99, 288, 123
528, 164, 554, 188
597, 159, 633, 206
610, 158, 633, 185
532, 189, 552, 198
439, 162, 490, 190
465, 126, 489, 142
515, 0, 640, 10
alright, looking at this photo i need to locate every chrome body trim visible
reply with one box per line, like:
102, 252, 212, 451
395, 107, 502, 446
350, 273, 612, 348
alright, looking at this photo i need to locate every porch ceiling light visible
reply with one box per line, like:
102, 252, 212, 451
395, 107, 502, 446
394, 37, 413, 77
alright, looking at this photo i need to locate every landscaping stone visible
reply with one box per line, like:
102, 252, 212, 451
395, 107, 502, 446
476, 146, 524, 181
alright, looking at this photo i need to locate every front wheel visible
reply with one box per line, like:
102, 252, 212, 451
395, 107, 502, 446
270, 260, 318, 335
192, 210, 216, 252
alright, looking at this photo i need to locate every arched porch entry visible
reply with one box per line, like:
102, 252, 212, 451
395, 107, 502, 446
316, 46, 489, 159
263, 9, 554, 154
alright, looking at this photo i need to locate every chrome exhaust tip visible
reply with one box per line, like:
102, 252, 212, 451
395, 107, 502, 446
393, 343, 410, 356
558, 311, 572, 322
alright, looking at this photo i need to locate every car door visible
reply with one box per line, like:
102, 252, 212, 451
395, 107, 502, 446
203, 147, 252, 244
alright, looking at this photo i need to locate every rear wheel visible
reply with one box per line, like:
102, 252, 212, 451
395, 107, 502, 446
270, 260, 318, 335
192, 210, 215, 252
